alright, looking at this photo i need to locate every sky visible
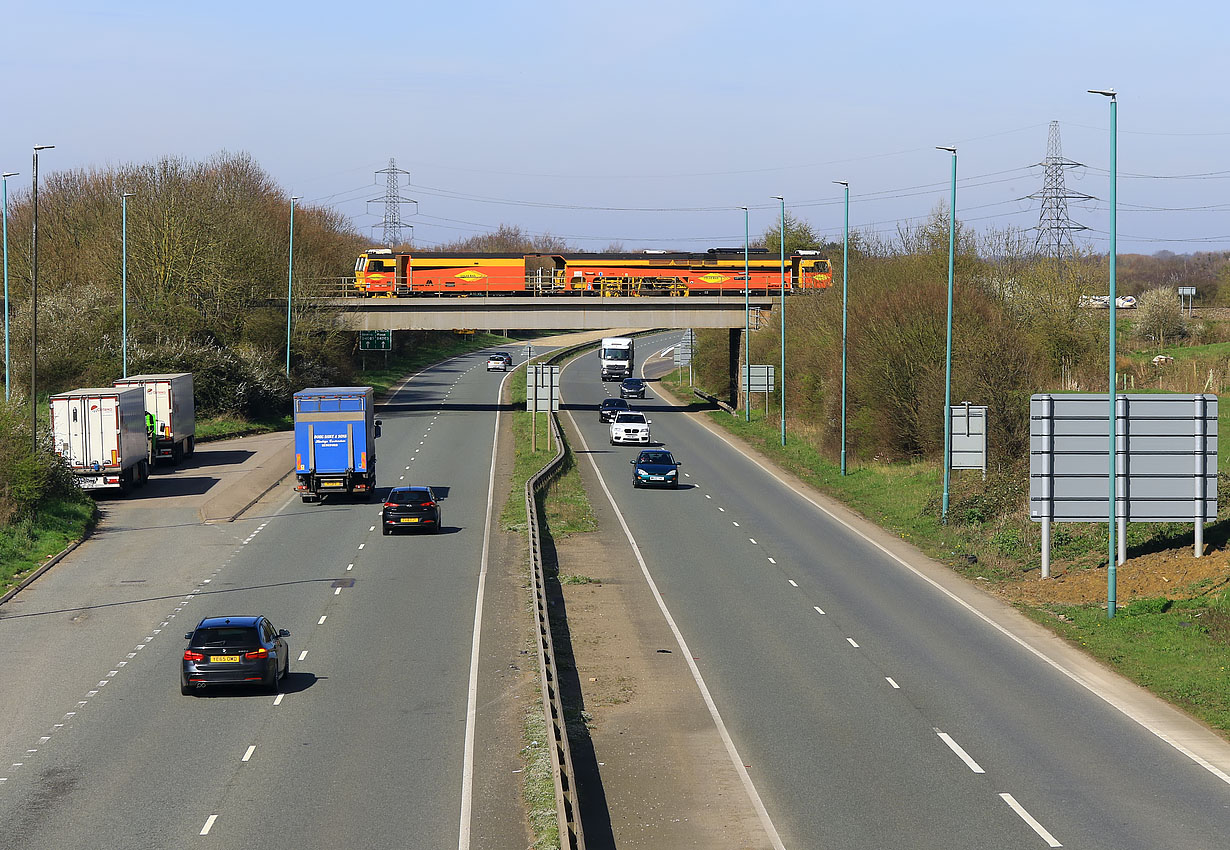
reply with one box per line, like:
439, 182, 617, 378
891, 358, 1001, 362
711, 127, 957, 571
3, 0, 1229, 256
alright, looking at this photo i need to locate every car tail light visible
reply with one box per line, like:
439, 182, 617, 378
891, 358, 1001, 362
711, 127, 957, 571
244, 647, 269, 660
384, 502, 397, 508
420, 501, 436, 507
184, 649, 204, 662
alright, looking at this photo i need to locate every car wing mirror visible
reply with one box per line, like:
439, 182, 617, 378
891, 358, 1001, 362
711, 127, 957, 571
184, 633, 193, 640
279, 629, 291, 637
676, 461, 682, 467
375, 424, 383, 438
630, 460, 635, 464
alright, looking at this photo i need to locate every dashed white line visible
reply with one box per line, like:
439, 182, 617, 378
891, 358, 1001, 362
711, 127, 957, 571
705, 494, 711, 499
298, 650, 308, 661
732, 521, 740, 527
242, 745, 256, 762
318, 615, 327, 625
200, 815, 218, 835
1000, 793, 1062, 847
369, 526, 375, 532
273, 694, 285, 706
718, 507, 726, 512
936, 730, 985, 773
788, 580, 798, 587
358, 543, 365, 550
334, 587, 342, 595
749, 538, 758, 544
814, 606, 826, 615
767, 557, 776, 564
346, 563, 354, 571
885, 677, 900, 689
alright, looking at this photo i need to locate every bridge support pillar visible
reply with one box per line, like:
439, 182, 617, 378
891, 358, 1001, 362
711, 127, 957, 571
728, 328, 742, 410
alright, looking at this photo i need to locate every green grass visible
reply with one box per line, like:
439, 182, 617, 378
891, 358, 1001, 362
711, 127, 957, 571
522, 691, 561, 850
0, 497, 96, 593
658, 373, 1230, 735
1124, 340, 1230, 363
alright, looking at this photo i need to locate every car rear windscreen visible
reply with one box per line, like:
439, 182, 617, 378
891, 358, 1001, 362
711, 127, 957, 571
192, 627, 259, 647
391, 489, 430, 503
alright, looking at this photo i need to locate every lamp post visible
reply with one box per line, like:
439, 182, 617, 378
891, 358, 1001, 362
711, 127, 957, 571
741, 206, 750, 422
772, 195, 785, 445
834, 181, 849, 475
2, 171, 17, 402
31, 145, 53, 454
121, 191, 134, 378
286, 196, 300, 377
937, 146, 957, 524
1090, 87, 1119, 618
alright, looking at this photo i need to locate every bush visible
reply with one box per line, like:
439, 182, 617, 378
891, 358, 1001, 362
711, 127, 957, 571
0, 400, 86, 526
1133, 287, 1188, 344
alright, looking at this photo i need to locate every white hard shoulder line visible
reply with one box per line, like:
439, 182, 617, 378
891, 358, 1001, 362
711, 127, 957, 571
641, 334, 1230, 787
562, 351, 788, 850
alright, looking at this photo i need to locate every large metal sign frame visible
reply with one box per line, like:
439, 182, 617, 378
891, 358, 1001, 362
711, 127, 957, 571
950, 402, 988, 478
358, 329, 392, 351
742, 364, 775, 415
1030, 393, 1217, 576
528, 364, 560, 452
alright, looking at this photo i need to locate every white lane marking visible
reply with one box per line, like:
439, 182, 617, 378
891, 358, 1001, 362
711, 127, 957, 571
846, 637, 859, 648
718, 507, 725, 512
369, 526, 375, 532
318, 616, 327, 625
685, 404, 1230, 787
1000, 793, 1062, 847
886, 677, 900, 689
749, 538, 758, 544
406, 466, 411, 470
38, 737, 49, 744
400, 476, 405, 480
563, 397, 787, 850
788, 580, 798, 587
732, 521, 740, 527
242, 745, 255, 762
358, 543, 365, 550
200, 815, 218, 835
334, 587, 341, 595
298, 650, 308, 661
273, 693, 285, 706
936, 730, 985, 774
684, 472, 691, 478
346, 564, 353, 571
767, 557, 776, 564
705, 494, 711, 499
814, 606, 826, 615
459, 366, 516, 850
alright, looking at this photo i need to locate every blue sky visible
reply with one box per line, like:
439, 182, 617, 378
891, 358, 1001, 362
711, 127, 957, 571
4, 0, 1228, 254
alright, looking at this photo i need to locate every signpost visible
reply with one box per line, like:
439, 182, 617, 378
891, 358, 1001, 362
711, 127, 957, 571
1178, 285, 1196, 316
673, 330, 694, 385
742, 364, 774, 415
527, 364, 560, 452
358, 329, 392, 370
950, 403, 988, 479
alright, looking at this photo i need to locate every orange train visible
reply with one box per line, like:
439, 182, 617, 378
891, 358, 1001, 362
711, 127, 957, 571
353, 248, 832, 297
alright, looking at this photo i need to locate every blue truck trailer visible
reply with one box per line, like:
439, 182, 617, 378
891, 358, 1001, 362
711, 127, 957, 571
293, 386, 382, 503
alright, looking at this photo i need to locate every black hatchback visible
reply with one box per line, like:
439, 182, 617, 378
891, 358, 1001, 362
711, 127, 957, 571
382, 485, 442, 534
181, 616, 290, 695
619, 378, 647, 399
599, 397, 631, 422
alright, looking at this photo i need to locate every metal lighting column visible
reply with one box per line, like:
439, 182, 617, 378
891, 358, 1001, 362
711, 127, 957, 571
834, 181, 849, 474
31, 145, 53, 454
1091, 88, 1119, 617
286, 196, 300, 377
773, 195, 785, 445
742, 206, 750, 422
937, 146, 957, 523
121, 192, 134, 377
2, 171, 17, 402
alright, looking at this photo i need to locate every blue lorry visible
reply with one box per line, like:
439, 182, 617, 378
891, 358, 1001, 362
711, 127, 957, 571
293, 386, 382, 503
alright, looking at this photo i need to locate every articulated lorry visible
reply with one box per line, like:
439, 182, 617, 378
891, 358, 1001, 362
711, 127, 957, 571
113, 372, 196, 464
599, 336, 635, 381
50, 387, 150, 494
293, 386, 382, 503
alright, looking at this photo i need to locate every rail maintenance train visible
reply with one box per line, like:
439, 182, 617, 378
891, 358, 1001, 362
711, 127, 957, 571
352, 248, 832, 297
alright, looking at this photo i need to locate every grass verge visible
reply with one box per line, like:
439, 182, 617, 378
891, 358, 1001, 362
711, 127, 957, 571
658, 373, 1230, 736
523, 693, 561, 850
0, 497, 96, 594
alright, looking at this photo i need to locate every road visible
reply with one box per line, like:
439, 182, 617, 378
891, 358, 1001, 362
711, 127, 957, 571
0, 347, 531, 849
560, 331, 1230, 850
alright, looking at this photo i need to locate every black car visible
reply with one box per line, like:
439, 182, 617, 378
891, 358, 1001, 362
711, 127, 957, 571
382, 485, 442, 534
599, 397, 631, 423
619, 378, 647, 399
181, 616, 290, 695
631, 449, 681, 489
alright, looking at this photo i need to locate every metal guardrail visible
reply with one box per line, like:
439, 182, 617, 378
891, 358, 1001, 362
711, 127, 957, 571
525, 340, 591, 850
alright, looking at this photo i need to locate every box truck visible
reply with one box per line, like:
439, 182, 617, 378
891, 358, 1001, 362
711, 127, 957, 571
599, 337, 635, 381
113, 372, 196, 464
50, 387, 150, 494
293, 387, 382, 503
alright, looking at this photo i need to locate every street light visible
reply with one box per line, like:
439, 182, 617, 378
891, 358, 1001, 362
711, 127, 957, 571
834, 181, 849, 475
121, 191, 135, 378
772, 195, 785, 446
286, 196, 300, 377
937, 146, 957, 524
2, 171, 17, 402
31, 145, 53, 455
1090, 87, 1119, 618
741, 206, 749, 422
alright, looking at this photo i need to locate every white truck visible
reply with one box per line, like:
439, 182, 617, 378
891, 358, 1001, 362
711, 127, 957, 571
599, 337, 635, 382
49, 387, 150, 494
113, 372, 196, 464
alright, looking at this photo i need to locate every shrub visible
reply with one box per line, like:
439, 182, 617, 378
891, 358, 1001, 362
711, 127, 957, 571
1133, 287, 1188, 344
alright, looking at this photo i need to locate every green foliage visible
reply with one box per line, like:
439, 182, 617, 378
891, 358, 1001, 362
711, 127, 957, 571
1122, 597, 1173, 616
1133, 286, 1189, 344
760, 211, 830, 255
0, 400, 85, 526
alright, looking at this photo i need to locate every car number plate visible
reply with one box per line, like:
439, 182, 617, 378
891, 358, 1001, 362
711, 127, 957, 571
400, 517, 419, 523
650, 475, 664, 480
320, 480, 343, 488
210, 655, 240, 663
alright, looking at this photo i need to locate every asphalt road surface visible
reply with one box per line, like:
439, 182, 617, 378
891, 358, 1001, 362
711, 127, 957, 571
560, 331, 1230, 850
0, 347, 529, 849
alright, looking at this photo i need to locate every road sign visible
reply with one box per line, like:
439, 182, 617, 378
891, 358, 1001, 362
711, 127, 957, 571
1178, 286, 1196, 296
359, 330, 392, 351
742, 364, 774, 393
950, 403, 988, 477
527, 365, 560, 412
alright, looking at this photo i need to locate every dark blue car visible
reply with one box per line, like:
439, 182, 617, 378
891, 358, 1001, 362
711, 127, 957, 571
631, 449, 681, 489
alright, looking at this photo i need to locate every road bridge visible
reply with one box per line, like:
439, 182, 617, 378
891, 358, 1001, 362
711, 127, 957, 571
303, 295, 777, 331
